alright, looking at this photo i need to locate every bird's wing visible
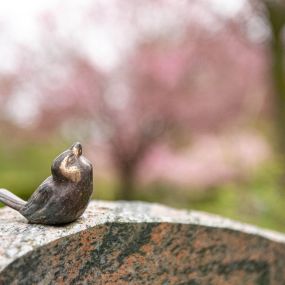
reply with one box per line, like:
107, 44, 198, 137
20, 178, 54, 217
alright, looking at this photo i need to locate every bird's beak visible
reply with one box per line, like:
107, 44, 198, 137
71, 142, 82, 157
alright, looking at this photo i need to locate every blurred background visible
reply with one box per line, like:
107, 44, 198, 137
0, 0, 285, 231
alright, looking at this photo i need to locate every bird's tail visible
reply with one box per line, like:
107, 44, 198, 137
0, 188, 26, 211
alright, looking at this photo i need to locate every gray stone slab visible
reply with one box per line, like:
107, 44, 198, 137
0, 201, 285, 284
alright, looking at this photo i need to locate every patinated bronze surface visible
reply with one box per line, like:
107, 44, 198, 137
0, 142, 93, 225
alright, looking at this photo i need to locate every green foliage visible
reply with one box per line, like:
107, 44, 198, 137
134, 160, 285, 233
92, 178, 118, 201
0, 142, 66, 200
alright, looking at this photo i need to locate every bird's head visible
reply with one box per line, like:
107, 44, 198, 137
51, 142, 92, 183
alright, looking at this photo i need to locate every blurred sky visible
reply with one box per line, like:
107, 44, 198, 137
0, 0, 246, 72
0, 0, 249, 126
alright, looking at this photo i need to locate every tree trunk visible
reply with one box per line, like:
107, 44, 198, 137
271, 27, 285, 154
266, 1, 285, 186
116, 166, 136, 200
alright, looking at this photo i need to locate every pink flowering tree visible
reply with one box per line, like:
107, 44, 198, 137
25, 13, 267, 199
0, 1, 269, 199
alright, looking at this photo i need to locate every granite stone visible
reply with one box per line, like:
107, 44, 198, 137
0, 201, 285, 284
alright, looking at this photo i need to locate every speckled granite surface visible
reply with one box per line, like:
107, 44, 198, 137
0, 201, 285, 284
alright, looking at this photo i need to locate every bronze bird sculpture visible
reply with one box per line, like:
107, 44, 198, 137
0, 142, 93, 225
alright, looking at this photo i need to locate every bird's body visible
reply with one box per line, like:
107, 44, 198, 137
0, 142, 93, 225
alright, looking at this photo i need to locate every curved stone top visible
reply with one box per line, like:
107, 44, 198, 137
0, 200, 285, 272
